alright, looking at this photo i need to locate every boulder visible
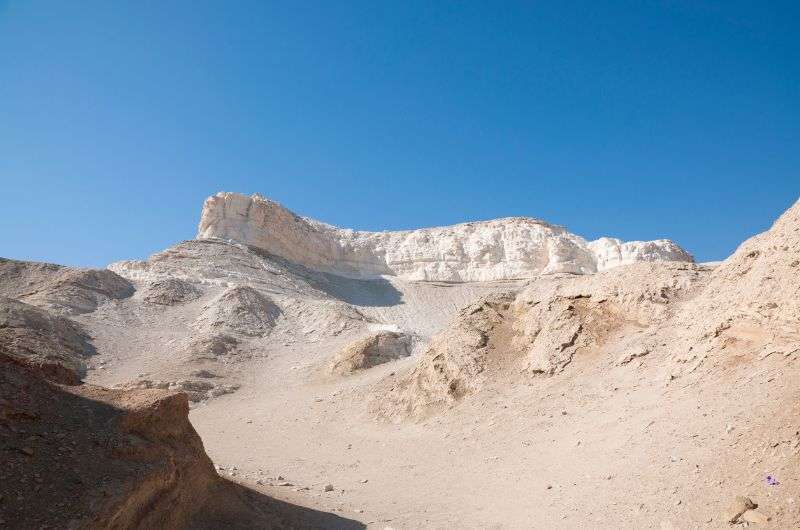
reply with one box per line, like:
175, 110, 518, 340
330, 331, 412, 375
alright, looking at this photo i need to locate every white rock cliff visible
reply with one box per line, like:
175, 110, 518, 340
196, 192, 693, 282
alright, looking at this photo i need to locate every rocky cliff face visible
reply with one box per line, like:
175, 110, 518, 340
0, 354, 219, 529
197, 192, 693, 282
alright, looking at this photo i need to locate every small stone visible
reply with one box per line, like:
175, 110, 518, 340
725, 496, 757, 523
546, 484, 552, 490
324, 484, 334, 492
21, 447, 34, 456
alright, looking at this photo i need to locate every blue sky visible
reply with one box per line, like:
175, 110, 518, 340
1, 1, 797, 267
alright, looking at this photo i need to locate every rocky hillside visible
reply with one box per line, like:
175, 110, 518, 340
668, 199, 800, 370
3, 193, 798, 529
197, 192, 693, 281
373, 261, 709, 418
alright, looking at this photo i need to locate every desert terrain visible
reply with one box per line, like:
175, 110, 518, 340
2, 192, 798, 529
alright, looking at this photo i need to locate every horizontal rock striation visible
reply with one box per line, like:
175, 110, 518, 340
197, 192, 693, 282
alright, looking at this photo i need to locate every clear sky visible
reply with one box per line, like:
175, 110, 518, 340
1, 1, 797, 267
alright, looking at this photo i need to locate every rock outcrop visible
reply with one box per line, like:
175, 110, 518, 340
0, 354, 219, 529
669, 198, 800, 367
0, 297, 95, 384
330, 331, 412, 375
374, 261, 708, 418
0, 258, 134, 315
114, 378, 240, 403
197, 192, 693, 282
193, 285, 282, 337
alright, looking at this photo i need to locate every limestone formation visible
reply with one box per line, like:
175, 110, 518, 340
330, 331, 412, 375
197, 192, 693, 282
374, 261, 707, 418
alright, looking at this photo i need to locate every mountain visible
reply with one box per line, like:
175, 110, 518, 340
197, 192, 693, 281
3, 192, 797, 529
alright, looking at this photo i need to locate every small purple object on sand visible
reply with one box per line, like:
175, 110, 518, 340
766, 475, 779, 486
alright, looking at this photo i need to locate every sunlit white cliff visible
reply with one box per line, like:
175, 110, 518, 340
196, 192, 693, 281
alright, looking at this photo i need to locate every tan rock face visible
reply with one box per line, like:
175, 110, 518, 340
330, 331, 412, 375
0, 354, 219, 529
373, 261, 707, 418
0, 297, 95, 384
197, 192, 693, 282
371, 294, 515, 417
669, 199, 800, 366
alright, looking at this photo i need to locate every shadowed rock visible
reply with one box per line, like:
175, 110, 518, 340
0, 297, 95, 384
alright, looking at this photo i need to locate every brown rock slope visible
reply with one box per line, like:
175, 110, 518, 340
0, 354, 364, 529
0, 297, 95, 384
0, 353, 217, 529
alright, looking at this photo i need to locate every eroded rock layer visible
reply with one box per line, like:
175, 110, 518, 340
197, 192, 693, 281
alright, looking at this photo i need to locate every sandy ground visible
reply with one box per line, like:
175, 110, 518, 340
183, 326, 799, 529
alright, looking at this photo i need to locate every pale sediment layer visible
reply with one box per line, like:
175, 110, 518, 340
196, 192, 693, 282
